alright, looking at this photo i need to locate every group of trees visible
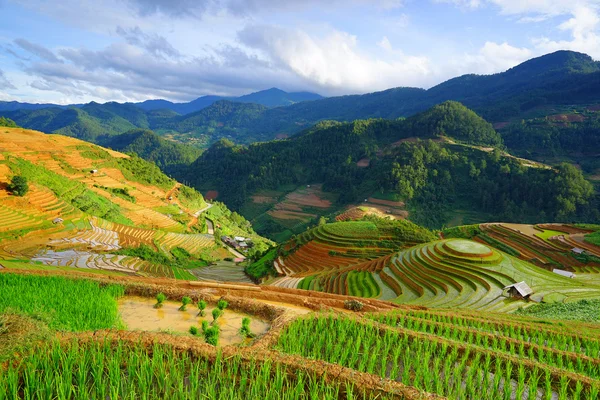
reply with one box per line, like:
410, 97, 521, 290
502, 114, 600, 159
378, 141, 597, 227
186, 103, 598, 230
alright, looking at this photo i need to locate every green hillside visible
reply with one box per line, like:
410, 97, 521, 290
0, 127, 270, 281
99, 129, 201, 175
185, 102, 597, 240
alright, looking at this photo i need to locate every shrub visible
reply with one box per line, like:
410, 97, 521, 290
344, 300, 364, 312
179, 296, 191, 311
7, 175, 29, 197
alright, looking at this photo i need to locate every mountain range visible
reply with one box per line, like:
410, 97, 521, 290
2, 50, 600, 148
0, 87, 324, 115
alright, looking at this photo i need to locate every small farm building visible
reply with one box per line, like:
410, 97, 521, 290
553, 269, 576, 278
571, 248, 585, 255
90, 169, 98, 174
503, 282, 533, 299
52, 218, 64, 224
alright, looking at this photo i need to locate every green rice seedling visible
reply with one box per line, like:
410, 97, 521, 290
217, 299, 228, 311
204, 325, 220, 346
528, 368, 541, 400
189, 326, 198, 336
212, 308, 222, 324
178, 296, 191, 311
558, 376, 570, 400
589, 383, 600, 399
201, 320, 209, 333
197, 299, 207, 317
239, 317, 255, 338
154, 293, 166, 309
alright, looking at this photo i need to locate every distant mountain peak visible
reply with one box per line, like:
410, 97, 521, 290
506, 50, 599, 76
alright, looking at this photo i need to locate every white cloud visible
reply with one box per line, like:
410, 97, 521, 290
238, 25, 432, 93
378, 36, 393, 51
441, 41, 532, 79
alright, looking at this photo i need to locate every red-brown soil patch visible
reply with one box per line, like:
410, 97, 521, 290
493, 122, 510, 129
367, 197, 405, 208
275, 133, 289, 140
286, 192, 331, 208
587, 105, 600, 111
268, 210, 317, 220
356, 158, 370, 168
204, 190, 219, 200
548, 114, 585, 123
251, 195, 276, 204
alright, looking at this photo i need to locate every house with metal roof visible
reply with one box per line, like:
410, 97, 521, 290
503, 281, 533, 299
553, 269, 576, 278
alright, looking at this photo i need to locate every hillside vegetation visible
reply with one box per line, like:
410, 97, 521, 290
186, 101, 597, 239
0, 127, 268, 280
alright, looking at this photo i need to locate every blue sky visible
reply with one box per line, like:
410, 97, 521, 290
0, 0, 599, 104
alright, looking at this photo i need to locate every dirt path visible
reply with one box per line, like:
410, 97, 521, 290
164, 183, 181, 201
186, 202, 213, 229
205, 218, 215, 235
226, 245, 245, 260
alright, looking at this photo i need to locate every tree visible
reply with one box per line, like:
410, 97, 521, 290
7, 176, 29, 197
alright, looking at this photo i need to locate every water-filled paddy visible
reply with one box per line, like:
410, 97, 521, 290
118, 296, 270, 345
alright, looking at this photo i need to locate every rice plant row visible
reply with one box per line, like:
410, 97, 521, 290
368, 313, 600, 379
0, 340, 376, 400
0, 273, 124, 331
276, 315, 600, 399
372, 309, 600, 357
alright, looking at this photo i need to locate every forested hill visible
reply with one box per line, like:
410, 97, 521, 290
184, 101, 597, 232
98, 129, 201, 176
3, 51, 600, 149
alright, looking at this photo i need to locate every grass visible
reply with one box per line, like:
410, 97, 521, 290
245, 248, 277, 280
515, 299, 600, 322
584, 230, 600, 246
9, 157, 133, 226
0, 274, 124, 331
535, 229, 565, 242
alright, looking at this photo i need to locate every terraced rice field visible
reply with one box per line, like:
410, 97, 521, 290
480, 223, 600, 273
158, 232, 215, 256
278, 221, 405, 277
267, 184, 335, 224
0, 204, 47, 233
190, 261, 253, 283
48, 220, 120, 251
32, 250, 144, 274
282, 234, 600, 310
